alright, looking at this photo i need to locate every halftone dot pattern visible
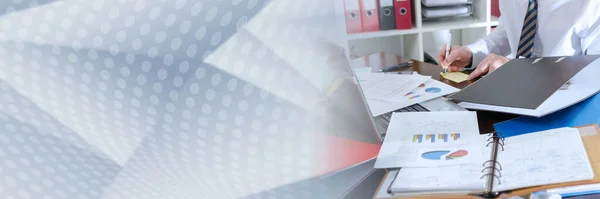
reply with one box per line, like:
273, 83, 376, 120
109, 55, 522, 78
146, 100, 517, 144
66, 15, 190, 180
0, 0, 356, 198
0, 112, 122, 199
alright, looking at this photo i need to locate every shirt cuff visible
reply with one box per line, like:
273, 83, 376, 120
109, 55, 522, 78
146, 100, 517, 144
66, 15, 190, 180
465, 42, 488, 69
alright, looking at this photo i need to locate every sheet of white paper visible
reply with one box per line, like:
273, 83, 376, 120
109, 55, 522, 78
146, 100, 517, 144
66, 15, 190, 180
458, 58, 600, 117
374, 111, 487, 168
358, 73, 430, 101
366, 79, 460, 117
375, 169, 480, 198
352, 67, 372, 82
390, 163, 486, 192
494, 127, 594, 192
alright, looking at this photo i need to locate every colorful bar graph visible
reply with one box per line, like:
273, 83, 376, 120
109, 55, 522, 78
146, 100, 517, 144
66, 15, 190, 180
451, 133, 461, 140
438, 134, 448, 142
412, 134, 423, 143
426, 134, 435, 143
413, 133, 460, 143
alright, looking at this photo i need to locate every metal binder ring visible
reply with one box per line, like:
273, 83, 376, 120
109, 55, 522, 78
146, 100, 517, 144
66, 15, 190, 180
482, 160, 503, 171
486, 140, 505, 151
498, 141, 505, 151
481, 166, 502, 177
487, 132, 506, 142
480, 173, 501, 185
495, 131, 506, 139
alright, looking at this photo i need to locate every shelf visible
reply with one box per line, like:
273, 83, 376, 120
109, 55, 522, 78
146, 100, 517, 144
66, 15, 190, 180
490, 16, 499, 26
347, 27, 420, 40
421, 17, 488, 32
347, 17, 491, 40
345, 0, 496, 62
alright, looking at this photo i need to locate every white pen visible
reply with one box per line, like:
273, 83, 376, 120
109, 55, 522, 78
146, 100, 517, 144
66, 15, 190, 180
444, 33, 452, 73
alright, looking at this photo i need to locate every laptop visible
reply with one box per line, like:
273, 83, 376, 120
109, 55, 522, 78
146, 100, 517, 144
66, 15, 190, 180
307, 42, 466, 199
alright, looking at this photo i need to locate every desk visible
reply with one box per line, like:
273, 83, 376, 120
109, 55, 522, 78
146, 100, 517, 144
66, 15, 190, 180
349, 52, 600, 199
352, 52, 518, 134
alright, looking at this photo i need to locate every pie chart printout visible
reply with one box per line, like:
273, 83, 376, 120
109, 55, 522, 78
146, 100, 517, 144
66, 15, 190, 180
421, 150, 468, 160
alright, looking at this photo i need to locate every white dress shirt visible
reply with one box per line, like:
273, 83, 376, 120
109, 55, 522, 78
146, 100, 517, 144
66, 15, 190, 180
466, 0, 600, 67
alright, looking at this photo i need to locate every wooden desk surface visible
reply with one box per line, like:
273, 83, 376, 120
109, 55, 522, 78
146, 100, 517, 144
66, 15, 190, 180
352, 52, 518, 134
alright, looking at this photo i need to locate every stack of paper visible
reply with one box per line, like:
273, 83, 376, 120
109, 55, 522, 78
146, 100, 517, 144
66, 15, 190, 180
353, 68, 460, 117
422, 5, 471, 18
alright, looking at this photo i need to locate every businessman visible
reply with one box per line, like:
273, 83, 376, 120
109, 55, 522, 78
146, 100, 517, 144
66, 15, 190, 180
438, 0, 600, 80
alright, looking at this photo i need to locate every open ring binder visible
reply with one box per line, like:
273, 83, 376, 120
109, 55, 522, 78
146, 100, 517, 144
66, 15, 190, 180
479, 131, 505, 198
375, 126, 598, 199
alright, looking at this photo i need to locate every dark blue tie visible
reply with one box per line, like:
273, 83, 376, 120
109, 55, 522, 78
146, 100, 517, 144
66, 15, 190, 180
517, 0, 538, 58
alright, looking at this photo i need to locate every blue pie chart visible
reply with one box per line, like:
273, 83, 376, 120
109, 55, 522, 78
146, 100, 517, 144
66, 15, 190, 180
421, 150, 451, 160
425, 87, 441, 93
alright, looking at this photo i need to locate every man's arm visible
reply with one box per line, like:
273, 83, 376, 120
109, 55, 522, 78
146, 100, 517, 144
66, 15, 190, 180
464, 22, 511, 69
576, 1, 600, 54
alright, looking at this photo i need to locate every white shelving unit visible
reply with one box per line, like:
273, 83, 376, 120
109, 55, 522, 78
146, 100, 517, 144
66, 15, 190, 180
346, 0, 499, 62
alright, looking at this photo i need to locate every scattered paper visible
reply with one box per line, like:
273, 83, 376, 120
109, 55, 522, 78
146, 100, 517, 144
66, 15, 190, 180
374, 111, 487, 168
366, 79, 460, 117
359, 73, 430, 100
391, 163, 485, 192
440, 72, 469, 83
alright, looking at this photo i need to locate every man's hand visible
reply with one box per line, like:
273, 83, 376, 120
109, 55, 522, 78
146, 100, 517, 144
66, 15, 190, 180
467, 53, 509, 80
437, 45, 473, 72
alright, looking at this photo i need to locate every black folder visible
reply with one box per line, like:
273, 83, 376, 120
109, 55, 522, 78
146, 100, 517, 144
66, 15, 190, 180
378, 0, 395, 30
449, 55, 600, 109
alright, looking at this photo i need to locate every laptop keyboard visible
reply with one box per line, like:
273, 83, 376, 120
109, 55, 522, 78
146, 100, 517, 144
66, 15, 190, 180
381, 103, 429, 122
376, 104, 430, 139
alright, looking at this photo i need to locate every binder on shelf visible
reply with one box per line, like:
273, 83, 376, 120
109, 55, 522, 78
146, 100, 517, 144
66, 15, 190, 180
361, 0, 380, 32
378, 0, 396, 30
394, 0, 412, 30
344, 0, 363, 33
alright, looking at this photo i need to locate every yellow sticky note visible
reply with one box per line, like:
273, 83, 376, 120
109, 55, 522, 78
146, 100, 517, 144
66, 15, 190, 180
440, 72, 469, 83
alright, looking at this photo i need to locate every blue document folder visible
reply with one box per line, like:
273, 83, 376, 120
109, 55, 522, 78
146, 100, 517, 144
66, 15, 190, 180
493, 92, 600, 137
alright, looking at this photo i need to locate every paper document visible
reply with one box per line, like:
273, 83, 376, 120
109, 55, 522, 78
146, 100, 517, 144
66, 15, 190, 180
391, 164, 485, 192
359, 73, 430, 100
352, 67, 372, 83
440, 72, 469, 83
374, 111, 487, 168
366, 79, 460, 116
494, 127, 594, 192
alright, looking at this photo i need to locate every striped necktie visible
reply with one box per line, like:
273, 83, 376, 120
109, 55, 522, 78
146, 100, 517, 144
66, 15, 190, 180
517, 0, 538, 58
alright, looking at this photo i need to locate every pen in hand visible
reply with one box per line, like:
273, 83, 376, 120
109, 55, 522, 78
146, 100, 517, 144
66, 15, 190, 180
443, 33, 452, 73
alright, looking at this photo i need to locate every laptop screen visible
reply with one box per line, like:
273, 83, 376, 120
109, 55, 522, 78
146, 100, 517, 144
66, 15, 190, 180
313, 44, 382, 145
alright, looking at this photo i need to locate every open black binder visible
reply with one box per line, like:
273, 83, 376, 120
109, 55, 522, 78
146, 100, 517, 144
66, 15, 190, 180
449, 55, 600, 109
